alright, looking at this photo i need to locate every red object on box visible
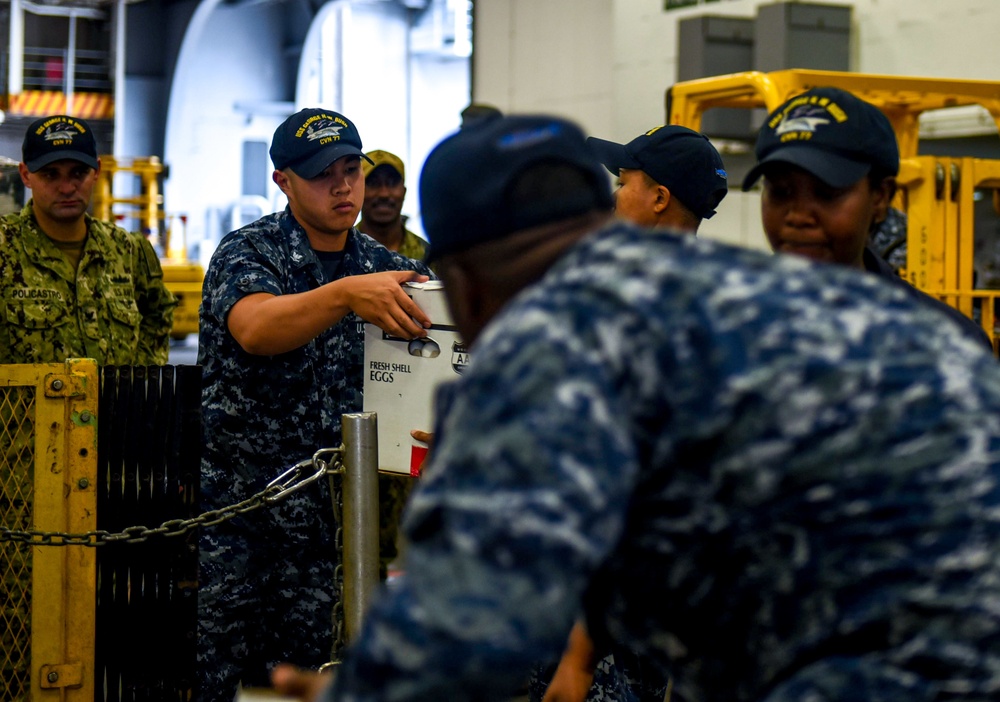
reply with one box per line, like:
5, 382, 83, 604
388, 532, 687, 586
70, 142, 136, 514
410, 445, 428, 476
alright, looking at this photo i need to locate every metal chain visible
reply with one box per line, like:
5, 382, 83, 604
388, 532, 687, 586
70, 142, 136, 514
327, 468, 348, 665
0, 447, 344, 547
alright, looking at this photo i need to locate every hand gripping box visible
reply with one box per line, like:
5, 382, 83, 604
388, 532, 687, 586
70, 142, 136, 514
363, 281, 469, 475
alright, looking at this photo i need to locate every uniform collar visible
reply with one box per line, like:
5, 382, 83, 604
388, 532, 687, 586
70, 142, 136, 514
862, 245, 895, 277
283, 207, 361, 259
19, 203, 108, 268
281, 207, 362, 277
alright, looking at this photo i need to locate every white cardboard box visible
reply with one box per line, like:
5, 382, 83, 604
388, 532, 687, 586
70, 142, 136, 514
363, 281, 469, 475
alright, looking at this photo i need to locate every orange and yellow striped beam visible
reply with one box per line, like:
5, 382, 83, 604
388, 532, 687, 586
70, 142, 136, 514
5, 91, 114, 120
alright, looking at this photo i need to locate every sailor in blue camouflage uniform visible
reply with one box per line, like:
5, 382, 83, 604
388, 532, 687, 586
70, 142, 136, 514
587, 124, 727, 235
197, 108, 432, 702
529, 123, 731, 702
869, 206, 907, 273
272, 114, 1000, 702
0, 114, 175, 365
744, 86, 990, 351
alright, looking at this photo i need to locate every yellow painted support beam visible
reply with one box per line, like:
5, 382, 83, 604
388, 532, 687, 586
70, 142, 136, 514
898, 157, 939, 293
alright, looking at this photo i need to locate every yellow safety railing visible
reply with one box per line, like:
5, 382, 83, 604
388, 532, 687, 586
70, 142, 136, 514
91, 156, 203, 340
667, 69, 1000, 159
0, 359, 98, 702
92, 156, 165, 245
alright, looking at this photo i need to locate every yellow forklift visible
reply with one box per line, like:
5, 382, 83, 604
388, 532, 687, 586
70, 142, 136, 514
667, 69, 1000, 353
91, 155, 202, 340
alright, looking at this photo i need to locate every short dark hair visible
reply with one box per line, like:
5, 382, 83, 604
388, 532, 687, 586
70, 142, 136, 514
461, 103, 503, 128
868, 167, 896, 187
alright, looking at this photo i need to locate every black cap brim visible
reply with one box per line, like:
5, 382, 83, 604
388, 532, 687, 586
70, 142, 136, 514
586, 136, 641, 176
289, 145, 375, 179
742, 147, 871, 191
26, 151, 99, 172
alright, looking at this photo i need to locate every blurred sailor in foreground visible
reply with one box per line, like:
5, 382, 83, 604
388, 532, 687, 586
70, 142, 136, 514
275, 113, 1000, 702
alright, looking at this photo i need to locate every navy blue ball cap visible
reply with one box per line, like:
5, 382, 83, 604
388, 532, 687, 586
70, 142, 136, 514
587, 125, 728, 219
742, 86, 899, 191
420, 114, 614, 263
270, 108, 373, 178
22, 115, 98, 172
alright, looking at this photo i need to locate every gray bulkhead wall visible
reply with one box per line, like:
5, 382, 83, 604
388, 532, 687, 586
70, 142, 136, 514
161, 0, 312, 264
155, 0, 468, 263
121, 0, 199, 162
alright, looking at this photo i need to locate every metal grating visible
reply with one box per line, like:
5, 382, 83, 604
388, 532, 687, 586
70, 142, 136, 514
0, 386, 36, 702
0, 362, 200, 701
96, 365, 201, 702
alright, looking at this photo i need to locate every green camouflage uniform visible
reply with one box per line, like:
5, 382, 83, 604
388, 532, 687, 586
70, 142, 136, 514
0, 202, 175, 671
397, 228, 428, 262
0, 202, 176, 364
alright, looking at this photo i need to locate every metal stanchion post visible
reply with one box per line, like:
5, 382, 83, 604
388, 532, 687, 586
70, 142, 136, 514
340, 412, 380, 641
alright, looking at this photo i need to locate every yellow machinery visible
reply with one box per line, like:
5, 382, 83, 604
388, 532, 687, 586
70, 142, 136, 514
667, 69, 1000, 352
92, 156, 202, 340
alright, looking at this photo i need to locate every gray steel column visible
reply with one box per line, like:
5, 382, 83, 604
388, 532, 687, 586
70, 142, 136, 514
9, 0, 23, 95
65, 15, 76, 114
340, 412, 380, 641
112, 0, 126, 157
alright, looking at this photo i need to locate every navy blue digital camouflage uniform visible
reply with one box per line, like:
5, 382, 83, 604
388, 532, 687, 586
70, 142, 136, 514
866, 210, 996, 351
325, 222, 1000, 702
197, 207, 430, 701
529, 645, 668, 702
529, 254, 965, 702
869, 206, 907, 273
862, 244, 992, 350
